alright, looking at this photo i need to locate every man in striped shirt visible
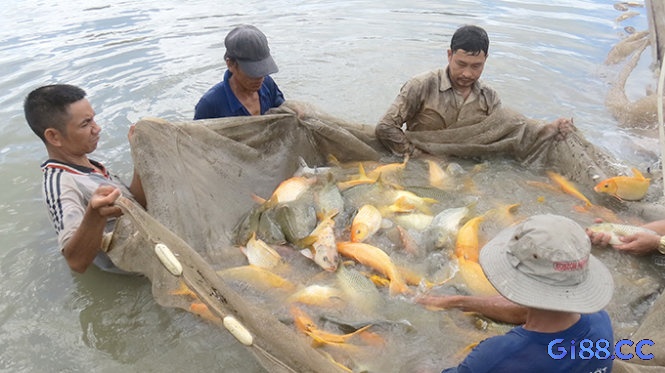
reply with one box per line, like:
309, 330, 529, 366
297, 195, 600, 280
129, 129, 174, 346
24, 84, 146, 273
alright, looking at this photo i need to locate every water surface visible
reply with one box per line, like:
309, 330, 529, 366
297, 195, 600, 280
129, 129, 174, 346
0, 1, 658, 371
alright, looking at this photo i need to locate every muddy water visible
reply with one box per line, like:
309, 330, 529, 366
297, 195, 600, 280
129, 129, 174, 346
0, 0, 660, 371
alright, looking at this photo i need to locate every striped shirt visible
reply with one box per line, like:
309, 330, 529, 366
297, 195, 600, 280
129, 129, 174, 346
41, 159, 132, 272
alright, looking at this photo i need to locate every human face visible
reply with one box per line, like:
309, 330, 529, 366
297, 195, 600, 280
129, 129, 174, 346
447, 49, 487, 91
227, 59, 265, 93
58, 99, 101, 156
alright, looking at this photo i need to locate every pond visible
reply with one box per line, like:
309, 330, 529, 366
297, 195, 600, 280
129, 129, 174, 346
0, 1, 660, 371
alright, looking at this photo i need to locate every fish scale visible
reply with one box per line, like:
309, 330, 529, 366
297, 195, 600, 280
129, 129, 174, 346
586, 223, 657, 245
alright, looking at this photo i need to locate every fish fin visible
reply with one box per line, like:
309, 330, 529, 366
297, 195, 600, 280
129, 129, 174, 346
327, 154, 341, 167
297, 235, 318, 248
631, 168, 645, 180
251, 193, 267, 204
422, 197, 439, 204
300, 248, 314, 259
358, 162, 368, 178
298, 156, 308, 169
316, 208, 340, 222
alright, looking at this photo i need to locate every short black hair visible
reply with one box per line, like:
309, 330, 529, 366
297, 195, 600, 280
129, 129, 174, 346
450, 25, 489, 56
24, 84, 87, 143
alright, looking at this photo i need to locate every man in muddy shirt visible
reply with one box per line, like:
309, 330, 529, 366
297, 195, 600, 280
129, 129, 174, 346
375, 25, 572, 158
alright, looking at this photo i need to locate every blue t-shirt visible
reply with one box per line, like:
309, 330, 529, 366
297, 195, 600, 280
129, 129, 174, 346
442, 311, 614, 373
193, 69, 285, 119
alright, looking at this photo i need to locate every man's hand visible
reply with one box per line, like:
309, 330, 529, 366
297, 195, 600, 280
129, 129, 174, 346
413, 294, 460, 310
586, 219, 613, 247
544, 117, 575, 141
586, 218, 659, 255
90, 185, 123, 218
614, 231, 660, 256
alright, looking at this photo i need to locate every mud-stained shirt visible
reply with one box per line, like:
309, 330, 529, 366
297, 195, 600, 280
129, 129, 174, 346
41, 159, 133, 273
375, 68, 501, 155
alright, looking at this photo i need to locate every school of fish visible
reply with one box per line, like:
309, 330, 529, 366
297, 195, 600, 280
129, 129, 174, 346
184, 156, 654, 371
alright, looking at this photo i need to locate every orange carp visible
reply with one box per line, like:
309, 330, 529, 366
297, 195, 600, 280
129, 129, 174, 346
290, 305, 373, 346
366, 156, 408, 180
457, 257, 498, 296
337, 163, 378, 191
217, 265, 297, 292
593, 168, 650, 201
425, 159, 449, 190
351, 204, 383, 242
546, 171, 592, 207
454, 214, 485, 262
254, 175, 316, 207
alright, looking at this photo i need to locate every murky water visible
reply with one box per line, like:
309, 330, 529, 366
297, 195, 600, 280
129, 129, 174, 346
0, 1, 660, 372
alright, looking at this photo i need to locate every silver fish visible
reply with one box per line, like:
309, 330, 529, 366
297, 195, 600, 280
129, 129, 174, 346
336, 263, 384, 315
298, 210, 340, 272
294, 156, 332, 177
587, 223, 657, 245
428, 202, 476, 249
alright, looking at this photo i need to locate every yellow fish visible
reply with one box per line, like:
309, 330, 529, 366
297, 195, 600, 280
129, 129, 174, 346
290, 305, 373, 346
336, 241, 409, 296
546, 171, 592, 207
287, 284, 345, 308
366, 156, 408, 180
425, 159, 449, 190
351, 204, 383, 243
454, 214, 485, 262
336, 163, 378, 191
486, 203, 520, 229
217, 265, 297, 292
170, 280, 198, 299
189, 302, 222, 325
255, 176, 316, 207
386, 190, 438, 215
594, 168, 650, 201
391, 212, 434, 231
457, 257, 498, 296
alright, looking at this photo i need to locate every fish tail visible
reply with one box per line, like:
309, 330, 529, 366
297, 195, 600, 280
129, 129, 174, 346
327, 154, 341, 167
251, 193, 267, 205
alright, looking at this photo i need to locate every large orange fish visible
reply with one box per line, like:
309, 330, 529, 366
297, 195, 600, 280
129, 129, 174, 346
336, 163, 378, 191
454, 214, 485, 262
594, 168, 650, 201
290, 305, 373, 346
350, 204, 383, 242
366, 156, 408, 180
546, 171, 593, 207
253, 176, 316, 207
457, 257, 498, 296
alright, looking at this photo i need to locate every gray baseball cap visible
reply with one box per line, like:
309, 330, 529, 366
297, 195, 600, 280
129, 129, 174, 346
479, 214, 614, 314
224, 25, 278, 78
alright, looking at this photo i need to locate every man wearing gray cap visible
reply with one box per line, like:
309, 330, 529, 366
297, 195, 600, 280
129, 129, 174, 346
441, 214, 614, 372
194, 25, 284, 119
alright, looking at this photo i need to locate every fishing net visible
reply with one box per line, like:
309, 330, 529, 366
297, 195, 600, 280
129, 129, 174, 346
105, 102, 665, 372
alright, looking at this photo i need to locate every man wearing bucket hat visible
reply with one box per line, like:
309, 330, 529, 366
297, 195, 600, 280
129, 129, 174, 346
194, 24, 285, 119
441, 214, 614, 372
